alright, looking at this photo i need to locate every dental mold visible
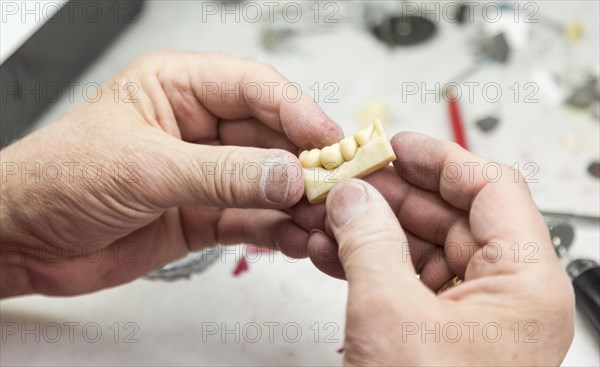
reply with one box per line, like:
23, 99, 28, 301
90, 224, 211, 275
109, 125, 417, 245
299, 119, 397, 203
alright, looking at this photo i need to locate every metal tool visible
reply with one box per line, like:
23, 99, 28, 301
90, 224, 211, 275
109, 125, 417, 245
446, 33, 511, 85
145, 247, 222, 282
543, 211, 600, 226
549, 222, 600, 336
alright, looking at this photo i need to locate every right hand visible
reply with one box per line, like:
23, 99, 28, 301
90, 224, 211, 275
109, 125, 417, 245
294, 132, 574, 366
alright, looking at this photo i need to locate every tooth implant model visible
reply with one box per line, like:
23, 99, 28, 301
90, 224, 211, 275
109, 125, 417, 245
299, 119, 397, 203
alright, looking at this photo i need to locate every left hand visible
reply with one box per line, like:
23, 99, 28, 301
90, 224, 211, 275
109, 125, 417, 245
292, 132, 574, 366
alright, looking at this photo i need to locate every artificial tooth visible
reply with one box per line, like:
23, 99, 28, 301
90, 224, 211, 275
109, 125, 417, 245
320, 143, 344, 169
305, 148, 322, 168
299, 150, 310, 168
301, 118, 396, 203
340, 136, 358, 161
354, 123, 374, 146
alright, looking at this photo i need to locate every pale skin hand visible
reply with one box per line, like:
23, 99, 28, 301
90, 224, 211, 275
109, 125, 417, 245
293, 133, 575, 366
0, 52, 574, 366
0, 51, 344, 298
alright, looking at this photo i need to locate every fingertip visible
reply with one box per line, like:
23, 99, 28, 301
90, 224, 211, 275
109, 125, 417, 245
324, 179, 418, 287
276, 220, 309, 259
326, 179, 369, 229
308, 230, 345, 280
289, 198, 327, 231
281, 95, 344, 149
261, 150, 304, 207
390, 131, 427, 147
390, 131, 409, 151
319, 116, 345, 145
287, 176, 305, 206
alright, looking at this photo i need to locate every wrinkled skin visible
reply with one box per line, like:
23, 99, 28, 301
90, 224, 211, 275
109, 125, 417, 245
0, 52, 574, 366
295, 134, 574, 366
0, 51, 343, 296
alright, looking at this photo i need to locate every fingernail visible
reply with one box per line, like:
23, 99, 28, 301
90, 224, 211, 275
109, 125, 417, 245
328, 181, 368, 228
261, 156, 303, 205
309, 229, 325, 236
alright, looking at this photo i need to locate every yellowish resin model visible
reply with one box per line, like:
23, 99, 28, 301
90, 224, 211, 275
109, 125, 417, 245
299, 119, 397, 203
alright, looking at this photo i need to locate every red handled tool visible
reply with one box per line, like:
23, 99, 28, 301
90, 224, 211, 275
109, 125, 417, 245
448, 96, 469, 150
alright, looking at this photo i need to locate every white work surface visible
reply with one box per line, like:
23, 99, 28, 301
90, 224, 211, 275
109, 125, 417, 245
1, 1, 599, 366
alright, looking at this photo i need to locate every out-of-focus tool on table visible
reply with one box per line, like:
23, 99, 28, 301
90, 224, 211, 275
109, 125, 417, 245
550, 223, 600, 336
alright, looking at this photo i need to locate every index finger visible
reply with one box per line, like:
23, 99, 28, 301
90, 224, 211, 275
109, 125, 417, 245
390, 132, 554, 267
140, 51, 344, 149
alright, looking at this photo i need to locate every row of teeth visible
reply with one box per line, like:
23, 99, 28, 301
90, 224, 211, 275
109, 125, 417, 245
299, 123, 375, 169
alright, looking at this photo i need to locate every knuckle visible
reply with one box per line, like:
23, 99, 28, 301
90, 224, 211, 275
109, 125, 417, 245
337, 228, 398, 264
209, 149, 244, 205
137, 50, 164, 61
130, 50, 170, 67
242, 62, 281, 85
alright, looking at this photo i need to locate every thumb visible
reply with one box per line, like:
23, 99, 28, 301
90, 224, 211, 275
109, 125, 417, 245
137, 136, 304, 209
326, 179, 423, 293
326, 180, 433, 366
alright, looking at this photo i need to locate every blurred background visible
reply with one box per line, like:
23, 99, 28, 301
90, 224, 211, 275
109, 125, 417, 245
1, 1, 599, 365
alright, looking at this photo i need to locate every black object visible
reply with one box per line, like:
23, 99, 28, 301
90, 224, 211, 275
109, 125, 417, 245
588, 161, 600, 178
549, 222, 600, 337
456, 4, 471, 24
372, 15, 437, 46
475, 116, 500, 133
566, 77, 600, 109
567, 259, 600, 335
543, 211, 600, 226
481, 33, 510, 63
1, 0, 145, 148
549, 223, 575, 249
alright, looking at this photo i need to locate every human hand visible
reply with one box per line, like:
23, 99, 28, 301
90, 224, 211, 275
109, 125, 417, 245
293, 132, 574, 366
0, 51, 343, 298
